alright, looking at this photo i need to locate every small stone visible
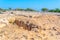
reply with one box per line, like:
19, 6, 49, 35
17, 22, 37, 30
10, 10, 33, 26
30, 38, 34, 40
0, 23, 6, 28
52, 27, 57, 31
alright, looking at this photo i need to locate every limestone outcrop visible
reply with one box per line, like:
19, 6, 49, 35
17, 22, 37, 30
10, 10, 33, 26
0, 13, 60, 40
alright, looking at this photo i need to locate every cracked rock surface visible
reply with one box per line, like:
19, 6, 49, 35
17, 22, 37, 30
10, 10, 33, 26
0, 13, 60, 40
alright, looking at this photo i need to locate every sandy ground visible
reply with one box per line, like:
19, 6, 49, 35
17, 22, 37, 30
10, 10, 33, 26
0, 11, 60, 40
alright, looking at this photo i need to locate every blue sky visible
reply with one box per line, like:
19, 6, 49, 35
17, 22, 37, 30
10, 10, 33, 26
0, 0, 60, 10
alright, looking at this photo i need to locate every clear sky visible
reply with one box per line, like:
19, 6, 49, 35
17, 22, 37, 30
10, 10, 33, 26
0, 0, 60, 10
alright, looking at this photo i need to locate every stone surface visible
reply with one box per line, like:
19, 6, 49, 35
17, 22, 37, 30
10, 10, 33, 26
0, 13, 60, 40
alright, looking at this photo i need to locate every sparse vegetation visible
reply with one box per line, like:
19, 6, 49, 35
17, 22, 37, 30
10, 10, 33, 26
24, 8, 36, 11
0, 8, 37, 12
15, 8, 24, 11
41, 8, 48, 12
41, 8, 60, 13
0, 8, 60, 13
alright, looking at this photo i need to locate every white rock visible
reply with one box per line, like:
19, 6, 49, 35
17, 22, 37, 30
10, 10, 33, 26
0, 23, 6, 28
0, 18, 9, 25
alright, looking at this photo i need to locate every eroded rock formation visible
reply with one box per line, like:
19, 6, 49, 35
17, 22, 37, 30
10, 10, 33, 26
14, 20, 39, 31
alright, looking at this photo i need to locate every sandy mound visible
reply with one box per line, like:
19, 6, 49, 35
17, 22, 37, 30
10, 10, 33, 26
0, 14, 60, 40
